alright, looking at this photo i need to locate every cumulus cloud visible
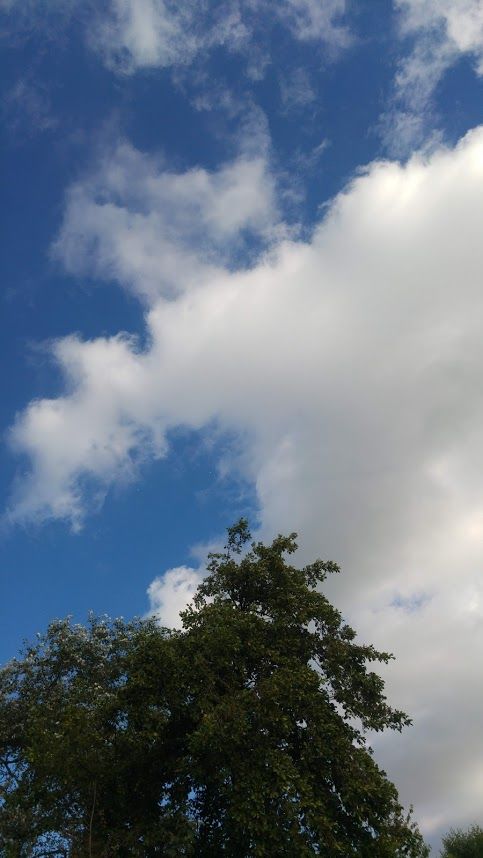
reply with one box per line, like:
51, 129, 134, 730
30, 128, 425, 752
53, 140, 279, 302
7, 126, 483, 844
384, 1, 483, 154
7, 332, 166, 530
146, 565, 202, 628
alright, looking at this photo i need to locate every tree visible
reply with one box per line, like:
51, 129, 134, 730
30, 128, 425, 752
0, 616, 191, 856
440, 825, 483, 857
0, 521, 429, 856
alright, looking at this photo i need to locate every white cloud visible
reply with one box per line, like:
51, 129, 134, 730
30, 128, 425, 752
146, 565, 202, 628
7, 332, 166, 530
385, 1, 483, 153
399, 1, 483, 72
53, 140, 278, 303
7, 126, 483, 845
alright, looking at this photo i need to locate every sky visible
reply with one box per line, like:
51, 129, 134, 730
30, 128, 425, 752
2, 0, 483, 850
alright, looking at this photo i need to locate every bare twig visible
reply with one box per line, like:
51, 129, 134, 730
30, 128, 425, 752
88, 781, 97, 858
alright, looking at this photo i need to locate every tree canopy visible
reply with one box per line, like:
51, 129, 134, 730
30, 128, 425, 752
440, 824, 483, 857
0, 521, 429, 856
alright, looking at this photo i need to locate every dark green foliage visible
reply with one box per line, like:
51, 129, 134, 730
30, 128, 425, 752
0, 616, 190, 856
440, 825, 483, 857
0, 522, 429, 856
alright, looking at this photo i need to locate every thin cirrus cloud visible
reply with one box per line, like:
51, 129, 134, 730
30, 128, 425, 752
94, 0, 350, 73
91, 0, 249, 72
7, 125, 483, 844
0, 0, 351, 73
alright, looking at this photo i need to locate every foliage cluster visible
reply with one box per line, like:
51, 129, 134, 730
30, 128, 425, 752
440, 825, 483, 857
0, 522, 429, 856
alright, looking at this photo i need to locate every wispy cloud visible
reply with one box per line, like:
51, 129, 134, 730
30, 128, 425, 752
2, 78, 58, 138
275, 0, 350, 47
279, 67, 317, 113
399, 0, 483, 73
1, 0, 352, 74
90, 0, 249, 73
383, 1, 483, 155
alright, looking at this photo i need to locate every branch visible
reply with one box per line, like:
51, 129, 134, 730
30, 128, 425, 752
88, 780, 97, 858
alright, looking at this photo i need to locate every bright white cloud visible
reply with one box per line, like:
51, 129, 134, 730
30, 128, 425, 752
146, 565, 202, 628
7, 126, 483, 845
7, 332, 166, 530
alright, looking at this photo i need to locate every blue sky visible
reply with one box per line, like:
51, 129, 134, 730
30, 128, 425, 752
2, 0, 483, 848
